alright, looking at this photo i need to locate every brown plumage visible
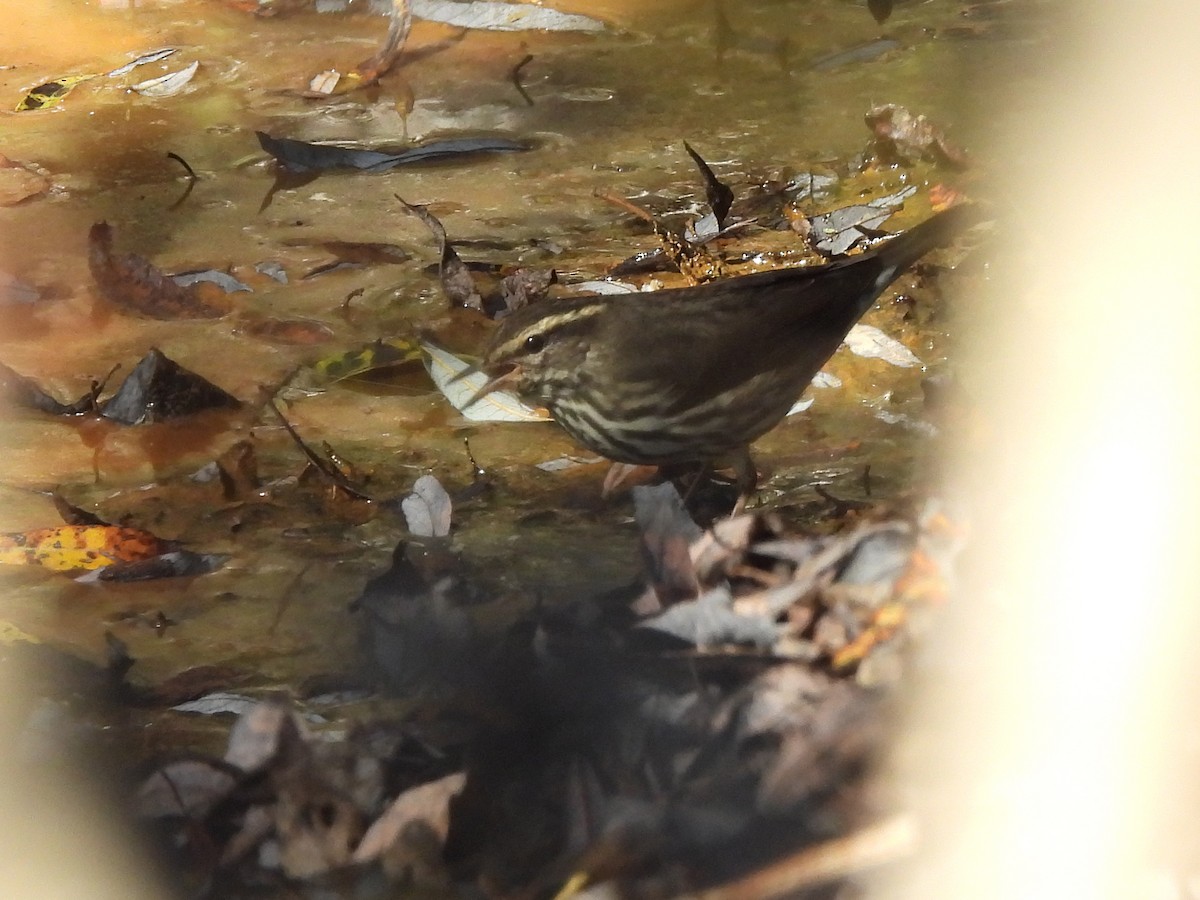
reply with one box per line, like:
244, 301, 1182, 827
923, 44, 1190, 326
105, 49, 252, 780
478, 204, 973, 491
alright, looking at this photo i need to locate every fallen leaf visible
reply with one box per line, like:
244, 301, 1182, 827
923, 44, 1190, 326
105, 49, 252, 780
401, 474, 452, 538
396, 196, 482, 310
257, 131, 530, 174
101, 348, 241, 424
352, 771, 466, 866
422, 342, 547, 422
88, 222, 231, 319
411, 0, 605, 32
844, 324, 922, 368
312, 339, 424, 386
132, 60, 199, 98
107, 48, 177, 77
0, 524, 172, 571
15, 74, 97, 112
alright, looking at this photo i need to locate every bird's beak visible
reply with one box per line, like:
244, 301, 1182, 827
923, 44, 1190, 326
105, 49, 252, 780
459, 363, 523, 409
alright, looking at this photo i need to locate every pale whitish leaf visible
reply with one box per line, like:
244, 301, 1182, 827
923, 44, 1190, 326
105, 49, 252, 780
132, 60, 199, 98
422, 342, 547, 423
844, 324, 922, 368
309, 70, 341, 95
535, 455, 603, 472
173, 692, 260, 717
402, 474, 452, 537
786, 371, 839, 416
108, 48, 176, 77
570, 279, 637, 295
875, 409, 938, 437
411, 0, 605, 31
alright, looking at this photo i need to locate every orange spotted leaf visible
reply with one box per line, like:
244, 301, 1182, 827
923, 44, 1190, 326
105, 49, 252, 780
0, 524, 172, 572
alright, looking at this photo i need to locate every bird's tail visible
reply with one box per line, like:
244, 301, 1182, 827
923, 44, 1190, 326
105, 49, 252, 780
871, 202, 978, 289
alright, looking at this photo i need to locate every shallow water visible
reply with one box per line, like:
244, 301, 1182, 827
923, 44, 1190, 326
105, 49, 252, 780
0, 0, 1034, 736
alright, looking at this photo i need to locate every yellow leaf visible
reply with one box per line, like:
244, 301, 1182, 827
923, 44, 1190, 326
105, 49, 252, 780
312, 338, 424, 385
16, 74, 97, 112
0, 524, 170, 572
0, 621, 40, 646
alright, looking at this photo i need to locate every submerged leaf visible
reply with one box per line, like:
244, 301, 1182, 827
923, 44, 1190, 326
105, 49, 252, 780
312, 339, 424, 386
77, 550, 227, 583
421, 342, 547, 422
107, 48, 177, 77
15, 74, 97, 112
101, 348, 241, 424
0, 524, 172, 571
411, 0, 605, 32
844, 324, 923, 368
396, 197, 482, 310
88, 223, 230, 319
132, 60, 199, 98
257, 131, 530, 174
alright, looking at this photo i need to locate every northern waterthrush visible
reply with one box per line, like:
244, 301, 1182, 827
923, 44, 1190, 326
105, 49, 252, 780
475, 204, 973, 497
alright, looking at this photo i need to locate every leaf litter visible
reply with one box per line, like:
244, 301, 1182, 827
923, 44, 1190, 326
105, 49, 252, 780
0, 7, 997, 892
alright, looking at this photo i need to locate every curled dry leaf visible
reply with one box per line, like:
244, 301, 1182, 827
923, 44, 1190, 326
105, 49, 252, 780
401, 473, 452, 538
352, 771, 467, 870
865, 104, 969, 169
396, 196, 482, 310
132, 60, 199, 98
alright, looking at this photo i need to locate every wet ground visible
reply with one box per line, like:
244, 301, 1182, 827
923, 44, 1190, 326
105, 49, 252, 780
0, 0, 1033, 755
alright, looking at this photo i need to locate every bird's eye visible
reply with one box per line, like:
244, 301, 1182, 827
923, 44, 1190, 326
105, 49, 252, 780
523, 333, 547, 354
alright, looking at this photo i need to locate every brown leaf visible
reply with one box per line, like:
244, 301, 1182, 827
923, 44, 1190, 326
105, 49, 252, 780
352, 771, 466, 880
864, 104, 969, 170
395, 196, 482, 311
88, 222, 231, 319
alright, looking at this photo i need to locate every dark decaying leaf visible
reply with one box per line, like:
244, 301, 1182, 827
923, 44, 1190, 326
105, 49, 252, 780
241, 316, 336, 346
100, 348, 241, 424
0, 360, 95, 415
171, 268, 252, 293
352, 541, 481, 696
136, 758, 240, 820
865, 104, 970, 169
810, 38, 900, 71
88, 223, 231, 319
395, 196, 483, 310
146, 664, 253, 706
868, 0, 893, 25
76, 549, 227, 583
49, 492, 108, 527
683, 140, 734, 230
496, 266, 555, 315
294, 240, 411, 279
256, 131, 530, 174
268, 400, 374, 501
633, 482, 702, 607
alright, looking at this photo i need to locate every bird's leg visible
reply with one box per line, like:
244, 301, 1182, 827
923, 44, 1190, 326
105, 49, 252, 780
730, 446, 758, 517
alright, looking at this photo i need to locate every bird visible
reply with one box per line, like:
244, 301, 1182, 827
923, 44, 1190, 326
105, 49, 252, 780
471, 203, 974, 503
